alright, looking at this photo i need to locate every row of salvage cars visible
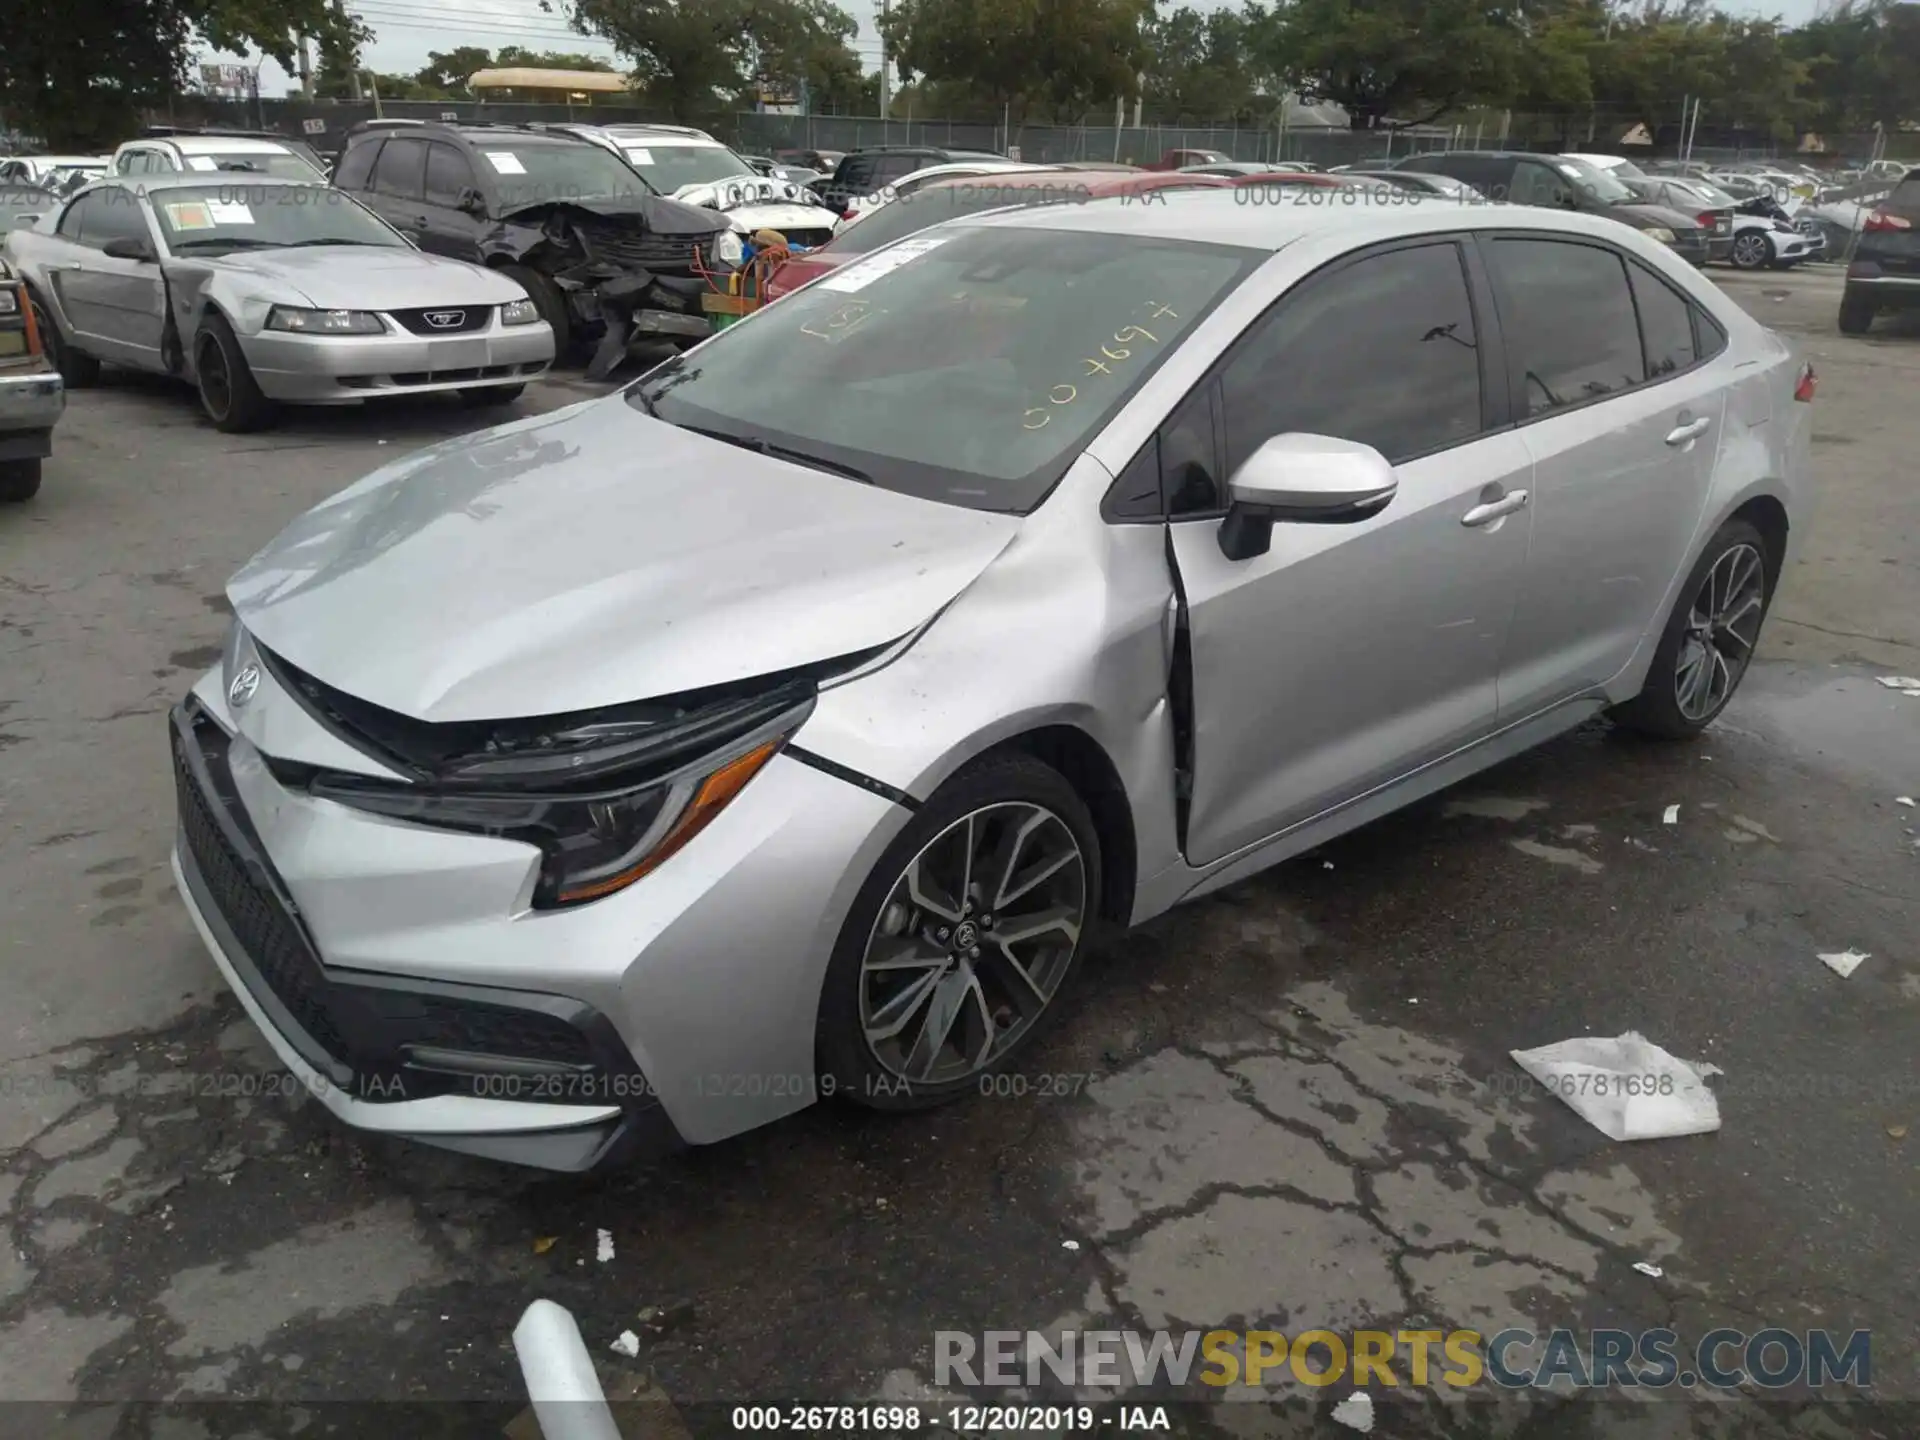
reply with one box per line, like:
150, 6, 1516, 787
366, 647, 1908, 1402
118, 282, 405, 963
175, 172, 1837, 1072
0, 121, 847, 444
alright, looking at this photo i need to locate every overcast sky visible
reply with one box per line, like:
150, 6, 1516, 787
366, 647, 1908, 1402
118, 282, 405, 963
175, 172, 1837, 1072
215, 0, 1821, 100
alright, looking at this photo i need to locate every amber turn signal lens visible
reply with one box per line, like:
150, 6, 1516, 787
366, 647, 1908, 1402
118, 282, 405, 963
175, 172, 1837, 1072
554, 739, 782, 904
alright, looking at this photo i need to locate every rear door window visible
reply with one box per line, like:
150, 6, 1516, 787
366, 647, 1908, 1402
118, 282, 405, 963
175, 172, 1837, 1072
1488, 238, 1644, 416
1628, 262, 1697, 378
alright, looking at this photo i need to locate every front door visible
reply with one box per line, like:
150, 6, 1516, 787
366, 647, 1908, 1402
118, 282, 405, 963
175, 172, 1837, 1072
51, 187, 167, 370
1167, 239, 1534, 867
421, 141, 485, 261
366, 136, 430, 247
1481, 235, 1728, 717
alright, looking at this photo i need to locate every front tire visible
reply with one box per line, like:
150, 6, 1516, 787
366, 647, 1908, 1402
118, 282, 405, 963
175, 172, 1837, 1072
1838, 287, 1875, 335
817, 753, 1102, 1112
0, 457, 41, 503
194, 314, 277, 433
1610, 519, 1773, 739
501, 266, 573, 359
1729, 232, 1770, 271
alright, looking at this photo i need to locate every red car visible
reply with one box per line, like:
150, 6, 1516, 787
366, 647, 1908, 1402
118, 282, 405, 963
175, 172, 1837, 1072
764, 169, 1234, 301
1147, 147, 1232, 171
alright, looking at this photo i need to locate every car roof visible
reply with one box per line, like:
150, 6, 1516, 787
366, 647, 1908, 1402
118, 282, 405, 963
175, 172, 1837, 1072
89, 173, 325, 194
965, 184, 1675, 251
151, 136, 296, 154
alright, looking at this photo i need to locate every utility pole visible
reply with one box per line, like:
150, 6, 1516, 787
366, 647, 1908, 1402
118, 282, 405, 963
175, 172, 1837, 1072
296, 31, 314, 99
877, 0, 890, 120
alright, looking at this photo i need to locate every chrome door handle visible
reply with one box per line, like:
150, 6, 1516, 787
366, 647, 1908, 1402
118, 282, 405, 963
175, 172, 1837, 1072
1665, 417, 1712, 446
1461, 489, 1529, 527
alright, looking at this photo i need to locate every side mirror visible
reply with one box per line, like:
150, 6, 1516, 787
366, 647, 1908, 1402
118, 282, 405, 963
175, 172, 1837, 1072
102, 235, 155, 262
457, 187, 487, 216
1217, 433, 1398, 561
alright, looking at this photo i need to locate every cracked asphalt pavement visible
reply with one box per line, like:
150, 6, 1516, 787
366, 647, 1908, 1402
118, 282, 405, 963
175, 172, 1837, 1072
1, 271, 1915, 1439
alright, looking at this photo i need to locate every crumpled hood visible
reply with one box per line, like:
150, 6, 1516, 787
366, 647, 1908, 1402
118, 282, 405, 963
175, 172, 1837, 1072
497, 190, 723, 237
228, 399, 1020, 722
714, 201, 841, 235
671, 176, 819, 210
181, 245, 526, 312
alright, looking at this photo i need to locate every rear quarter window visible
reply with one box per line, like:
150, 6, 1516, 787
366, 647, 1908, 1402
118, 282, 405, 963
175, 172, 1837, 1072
1886, 175, 1920, 218
334, 139, 381, 190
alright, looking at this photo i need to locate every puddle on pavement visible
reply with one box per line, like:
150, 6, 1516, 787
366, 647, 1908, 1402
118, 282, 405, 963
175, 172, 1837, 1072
1721, 661, 1920, 796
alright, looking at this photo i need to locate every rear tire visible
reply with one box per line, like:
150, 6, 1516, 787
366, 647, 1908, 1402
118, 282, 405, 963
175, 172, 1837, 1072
1838, 287, 1875, 335
458, 384, 525, 407
1729, 232, 1770, 271
817, 753, 1102, 1113
1610, 518, 1773, 740
194, 314, 277, 433
501, 266, 573, 359
0, 457, 41, 503
29, 295, 99, 387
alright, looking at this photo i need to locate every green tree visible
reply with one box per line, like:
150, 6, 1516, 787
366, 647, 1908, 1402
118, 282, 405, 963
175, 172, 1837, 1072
416, 46, 497, 92
1143, 5, 1263, 122
493, 46, 619, 72
552, 0, 859, 122
880, 0, 1151, 123
1259, 0, 1523, 129
1, 0, 361, 147
1789, 0, 1920, 134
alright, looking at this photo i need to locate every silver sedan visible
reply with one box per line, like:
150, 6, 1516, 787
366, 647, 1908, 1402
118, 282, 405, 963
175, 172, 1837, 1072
2, 175, 554, 431
172, 194, 1811, 1170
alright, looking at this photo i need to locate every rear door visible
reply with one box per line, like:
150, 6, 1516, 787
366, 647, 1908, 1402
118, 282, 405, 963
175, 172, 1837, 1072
1484, 234, 1728, 717
1167, 238, 1535, 864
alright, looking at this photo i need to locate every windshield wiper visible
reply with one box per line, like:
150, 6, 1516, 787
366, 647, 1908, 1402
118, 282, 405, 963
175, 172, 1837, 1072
283, 239, 394, 248
677, 423, 872, 483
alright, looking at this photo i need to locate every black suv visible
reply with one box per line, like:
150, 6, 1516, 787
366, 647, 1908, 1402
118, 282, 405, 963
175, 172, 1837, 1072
814, 145, 1008, 208
1839, 168, 1919, 334
332, 122, 726, 358
1395, 150, 1711, 266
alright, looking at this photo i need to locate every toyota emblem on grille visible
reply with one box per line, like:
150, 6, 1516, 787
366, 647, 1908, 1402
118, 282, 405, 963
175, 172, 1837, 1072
228, 664, 261, 708
424, 310, 465, 329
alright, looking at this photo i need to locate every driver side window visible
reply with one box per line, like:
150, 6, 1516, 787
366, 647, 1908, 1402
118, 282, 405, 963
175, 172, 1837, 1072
1511, 161, 1572, 207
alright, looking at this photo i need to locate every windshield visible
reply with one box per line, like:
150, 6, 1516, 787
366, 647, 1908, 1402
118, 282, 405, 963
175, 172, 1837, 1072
180, 151, 326, 180
152, 184, 405, 253
620, 143, 755, 191
475, 142, 650, 208
627, 224, 1260, 513
831, 178, 1101, 256
1558, 158, 1636, 204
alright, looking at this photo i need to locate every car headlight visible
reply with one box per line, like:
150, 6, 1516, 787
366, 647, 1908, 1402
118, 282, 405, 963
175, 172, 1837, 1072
714, 229, 745, 265
265, 306, 385, 335
1643, 226, 1677, 244
0, 289, 16, 315
310, 687, 813, 908
500, 297, 541, 326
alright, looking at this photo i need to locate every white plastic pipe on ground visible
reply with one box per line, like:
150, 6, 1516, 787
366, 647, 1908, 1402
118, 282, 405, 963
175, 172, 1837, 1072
513, 1298, 624, 1440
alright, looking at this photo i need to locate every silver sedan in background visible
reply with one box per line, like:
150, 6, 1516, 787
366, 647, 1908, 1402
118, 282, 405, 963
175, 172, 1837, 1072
3, 175, 554, 431
172, 196, 1811, 1170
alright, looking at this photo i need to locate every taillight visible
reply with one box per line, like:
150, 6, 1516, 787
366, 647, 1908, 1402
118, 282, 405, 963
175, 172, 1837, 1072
1793, 363, 1816, 403
840, 208, 858, 222
1698, 211, 1717, 229
1864, 210, 1912, 232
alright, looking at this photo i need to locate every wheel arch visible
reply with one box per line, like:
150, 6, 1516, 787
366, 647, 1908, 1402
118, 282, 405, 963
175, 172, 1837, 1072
1729, 492, 1789, 593
968, 724, 1139, 928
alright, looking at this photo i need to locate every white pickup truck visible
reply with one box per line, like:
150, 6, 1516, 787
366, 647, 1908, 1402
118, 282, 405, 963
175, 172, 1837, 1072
0, 267, 64, 502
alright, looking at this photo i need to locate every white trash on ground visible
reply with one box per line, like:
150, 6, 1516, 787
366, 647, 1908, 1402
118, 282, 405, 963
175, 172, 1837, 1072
596, 1228, 615, 1263
1633, 1261, 1665, 1278
609, 1330, 640, 1358
1662, 805, 1681, 824
1330, 1391, 1375, 1433
1511, 1032, 1721, 1141
1874, 676, 1920, 694
1818, 950, 1870, 978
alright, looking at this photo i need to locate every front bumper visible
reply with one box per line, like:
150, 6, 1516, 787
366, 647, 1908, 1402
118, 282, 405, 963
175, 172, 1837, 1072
1772, 233, 1821, 263
0, 360, 64, 461
239, 320, 555, 405
169, 670, 909, 1168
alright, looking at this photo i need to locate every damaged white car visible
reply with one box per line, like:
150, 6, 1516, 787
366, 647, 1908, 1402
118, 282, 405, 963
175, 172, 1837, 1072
545, 123, 840, 251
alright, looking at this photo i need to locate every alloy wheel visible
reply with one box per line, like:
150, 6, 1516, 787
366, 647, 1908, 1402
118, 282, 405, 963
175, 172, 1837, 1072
1732, 233, 1768, 269
1674, 542, 1765, 721
859, 802, 1087, 1085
